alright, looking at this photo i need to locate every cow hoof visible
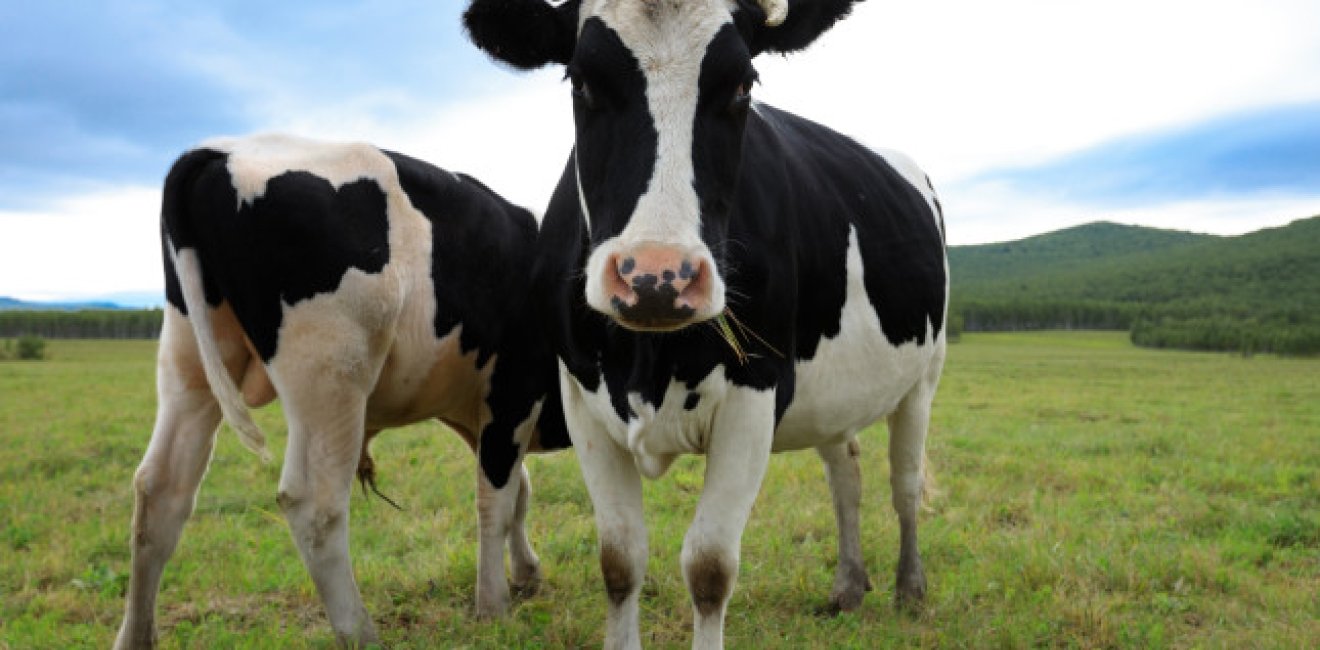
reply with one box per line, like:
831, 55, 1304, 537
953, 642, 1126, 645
112, 626, 157, 650
894, 566, 927, 613
824, 571, 872, 614
511, 569, 542, 599
473, 595, 511, 621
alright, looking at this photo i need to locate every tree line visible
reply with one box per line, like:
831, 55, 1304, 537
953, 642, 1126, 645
949, 297, 1320, 357
0, 310, 163, 340
3, 298, 1317, 358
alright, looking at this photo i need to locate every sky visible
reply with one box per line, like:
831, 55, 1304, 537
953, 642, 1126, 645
2, 0, 1319, 305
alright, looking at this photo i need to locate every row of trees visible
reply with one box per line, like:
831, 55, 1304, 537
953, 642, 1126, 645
3, 303, 1317, 357
1130, 315, 1320, 357
949, 298, 1320, 357
954, 299, 1136, 333
0, 310, 163, 340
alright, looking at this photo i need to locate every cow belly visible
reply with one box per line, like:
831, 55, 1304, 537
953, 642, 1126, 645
366, 322, 492, 433
774, 332, 935, 451
773, 226, 941, 451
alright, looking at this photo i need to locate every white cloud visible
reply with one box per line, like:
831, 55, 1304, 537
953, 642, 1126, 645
754, 0, 1320, 182
0, 186, 162, 301
256, 68, 575, 216
947, 180, 1320, 245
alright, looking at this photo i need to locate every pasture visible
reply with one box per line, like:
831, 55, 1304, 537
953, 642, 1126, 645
1, 332, 1316, 648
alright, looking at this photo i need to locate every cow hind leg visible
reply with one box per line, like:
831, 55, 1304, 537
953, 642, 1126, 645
816, 436, 872, 614
116, 310, 237, 650
115, 386, 222, 650
276, 380, 378, 646
887, 387, 935, 609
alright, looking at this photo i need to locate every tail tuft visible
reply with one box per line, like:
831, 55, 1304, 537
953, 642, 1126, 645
920, 450, 940, 511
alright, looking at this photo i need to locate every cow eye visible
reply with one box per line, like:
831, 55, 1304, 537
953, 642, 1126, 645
729, 81, 752, 114
571, 77, 597, 110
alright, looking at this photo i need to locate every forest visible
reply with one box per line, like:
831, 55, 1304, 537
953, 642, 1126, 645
0, 309, 163, 340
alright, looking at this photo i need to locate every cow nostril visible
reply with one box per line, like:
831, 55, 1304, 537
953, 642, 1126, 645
619, 256, 636, 276
604, 253, 634, 307
662, 270, 675, 283
676, 258, 711, 308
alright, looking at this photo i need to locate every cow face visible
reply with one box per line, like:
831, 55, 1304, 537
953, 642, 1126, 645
466, 0, 860, 331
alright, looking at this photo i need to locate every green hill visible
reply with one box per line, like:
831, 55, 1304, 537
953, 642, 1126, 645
948, 216, 1320, 355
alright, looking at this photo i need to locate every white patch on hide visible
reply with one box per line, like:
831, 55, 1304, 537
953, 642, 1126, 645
774, 225, 942, 450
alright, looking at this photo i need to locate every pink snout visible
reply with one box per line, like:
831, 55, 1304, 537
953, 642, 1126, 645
601, 244, 714, 330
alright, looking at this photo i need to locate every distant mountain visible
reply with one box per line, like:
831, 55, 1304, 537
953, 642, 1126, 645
951, 221, 1217, 293
948, 216, 1320, 355
0, 296, 125, 311
0, 291, 163, 311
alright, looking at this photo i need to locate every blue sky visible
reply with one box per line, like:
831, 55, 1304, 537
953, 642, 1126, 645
3, 0, 1319, 303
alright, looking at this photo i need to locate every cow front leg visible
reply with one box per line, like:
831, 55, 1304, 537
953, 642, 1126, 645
472, 460, 529, 618
562, 377, 646, 650
816, 436, 872, 613
684, 390, 775, 650
507, 463, 542, 598
582, 439, 646, 650
471, 402, 544, 616
278, 389, 377, 647
888, 389, 934, 608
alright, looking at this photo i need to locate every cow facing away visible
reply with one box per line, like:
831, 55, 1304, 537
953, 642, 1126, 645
466, 0, 948, 648
114, 134, 567, 649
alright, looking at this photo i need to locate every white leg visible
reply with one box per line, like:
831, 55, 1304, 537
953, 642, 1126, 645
816, 436, 872, 613
561, 373, 646, 650
453, 419, 542, 617
507, 463, 542, 597
684, 388, 776, 650
473, 458, 530, 618
116, 309, 228, 650
115, 389, 221, 649
276, 378, 377, 646
887, 387, 934, 607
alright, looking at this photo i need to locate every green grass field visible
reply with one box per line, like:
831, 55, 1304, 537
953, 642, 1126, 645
2, 333, 1317, 648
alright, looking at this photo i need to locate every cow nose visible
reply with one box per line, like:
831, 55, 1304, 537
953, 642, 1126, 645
603, 244, 712, 330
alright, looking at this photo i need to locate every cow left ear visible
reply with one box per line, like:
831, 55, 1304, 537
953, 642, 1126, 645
464, 0, 581, 70
735, 0, 863, 57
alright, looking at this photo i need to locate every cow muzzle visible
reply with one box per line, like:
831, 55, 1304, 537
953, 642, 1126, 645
587, 242, 722, 331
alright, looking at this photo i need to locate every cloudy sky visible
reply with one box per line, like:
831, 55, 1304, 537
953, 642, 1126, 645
3, 0, 1318, 304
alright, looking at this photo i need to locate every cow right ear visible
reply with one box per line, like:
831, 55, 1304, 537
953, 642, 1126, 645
737, 0, 861, 57
464, 0, 580, 70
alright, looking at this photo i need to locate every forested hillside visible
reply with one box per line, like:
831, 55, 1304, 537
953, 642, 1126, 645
949, 216, 1320, 355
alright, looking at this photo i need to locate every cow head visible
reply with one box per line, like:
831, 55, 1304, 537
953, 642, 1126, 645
466, 0, 860, 331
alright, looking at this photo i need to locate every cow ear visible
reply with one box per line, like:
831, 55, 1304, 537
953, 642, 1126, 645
464, 0, 581, 70
736, 0, 861, 57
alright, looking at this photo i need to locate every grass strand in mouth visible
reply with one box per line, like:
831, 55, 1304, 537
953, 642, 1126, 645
724, 308, 785, 360
712, 308, 785, 365
713, 312, 748, 364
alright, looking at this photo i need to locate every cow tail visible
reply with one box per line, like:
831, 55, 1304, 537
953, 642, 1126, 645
163, 150, 271, 463
173, 250, 270, 461
920, 450, 939, 510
